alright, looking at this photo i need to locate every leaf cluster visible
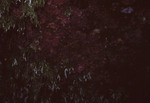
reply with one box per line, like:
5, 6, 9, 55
0, 0, 45, 32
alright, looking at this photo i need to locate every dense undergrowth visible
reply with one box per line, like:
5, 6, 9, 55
0, 0, 150, 103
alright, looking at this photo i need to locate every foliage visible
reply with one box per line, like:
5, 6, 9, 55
0, 0, 150, 103
0, 0, 45, 32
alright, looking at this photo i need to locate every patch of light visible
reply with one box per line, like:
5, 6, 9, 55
121, 7, 133, 14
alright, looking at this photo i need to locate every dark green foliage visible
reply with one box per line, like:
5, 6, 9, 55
0, 0, 45, 32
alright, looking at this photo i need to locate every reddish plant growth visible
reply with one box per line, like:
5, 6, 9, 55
0, 0, 150, 103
